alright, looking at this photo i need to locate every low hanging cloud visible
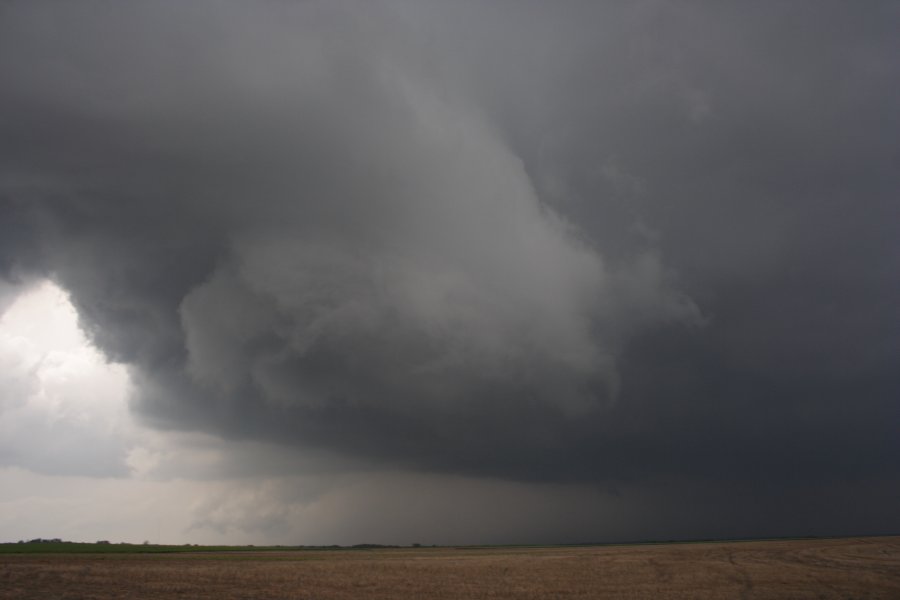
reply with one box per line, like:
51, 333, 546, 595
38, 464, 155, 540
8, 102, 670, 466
0, 1, 698, 479
1, 0, 899, 541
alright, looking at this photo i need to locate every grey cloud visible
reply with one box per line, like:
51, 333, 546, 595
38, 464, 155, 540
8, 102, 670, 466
1, 0, 898, 539
185, 470, 900, 546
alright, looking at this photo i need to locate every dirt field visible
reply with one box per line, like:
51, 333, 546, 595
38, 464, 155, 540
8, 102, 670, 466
1, 536, 898, 599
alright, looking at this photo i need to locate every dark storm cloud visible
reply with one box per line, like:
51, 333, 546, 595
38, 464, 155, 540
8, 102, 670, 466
1, 0, 898, 536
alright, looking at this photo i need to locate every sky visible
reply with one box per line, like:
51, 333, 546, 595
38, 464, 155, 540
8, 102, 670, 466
0, 1, 898, 546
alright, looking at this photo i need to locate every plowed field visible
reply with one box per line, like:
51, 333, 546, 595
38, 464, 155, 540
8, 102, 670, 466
2, 536, 898, 599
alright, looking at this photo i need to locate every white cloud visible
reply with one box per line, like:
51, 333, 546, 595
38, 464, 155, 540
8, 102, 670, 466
0, 281, 133, 476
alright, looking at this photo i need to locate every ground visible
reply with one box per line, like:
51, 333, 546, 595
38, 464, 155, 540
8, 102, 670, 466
1, 536, 898, 599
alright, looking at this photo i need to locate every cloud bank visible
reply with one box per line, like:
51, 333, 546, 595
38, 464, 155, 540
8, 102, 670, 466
0, 1, 898, 542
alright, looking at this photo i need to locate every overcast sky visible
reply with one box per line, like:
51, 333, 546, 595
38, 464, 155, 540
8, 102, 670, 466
0, 0, 898, 545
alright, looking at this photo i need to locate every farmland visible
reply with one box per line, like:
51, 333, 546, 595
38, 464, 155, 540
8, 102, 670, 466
1, 536, 898, 599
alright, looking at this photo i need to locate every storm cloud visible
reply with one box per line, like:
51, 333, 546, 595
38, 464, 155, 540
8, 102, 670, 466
1, 0, 898, 542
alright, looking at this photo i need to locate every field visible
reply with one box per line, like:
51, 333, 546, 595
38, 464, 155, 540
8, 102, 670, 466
1, 536, 898, 599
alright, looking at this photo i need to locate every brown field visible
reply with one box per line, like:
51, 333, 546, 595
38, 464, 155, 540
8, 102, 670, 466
1, 536, 899, 599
